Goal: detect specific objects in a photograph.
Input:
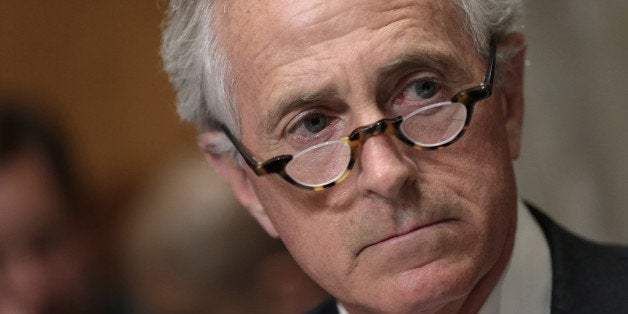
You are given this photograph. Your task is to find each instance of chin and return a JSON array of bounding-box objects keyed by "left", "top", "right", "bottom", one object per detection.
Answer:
[{"left": 343, "top": 256, "right": 485, "bottom": 314}]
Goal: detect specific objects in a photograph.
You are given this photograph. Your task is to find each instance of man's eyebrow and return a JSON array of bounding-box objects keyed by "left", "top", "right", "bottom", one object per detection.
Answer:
[
  {"left": 374, "top": 49, "right": 464, "bottom": 104},
  {"left": 377, "top": 49, "right": 458, "bottom": 81},
  {"left": 263, "top": 86, "right": 337, "bottom": 134}
]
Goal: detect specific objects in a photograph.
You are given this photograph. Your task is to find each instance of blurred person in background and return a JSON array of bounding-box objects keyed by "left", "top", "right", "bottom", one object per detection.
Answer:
[
  {"left": 0, "top": 99, "right": 92, "bottom": 313},
  {"left": 119, "top": 153, "right": 328, "bottom": 313}
]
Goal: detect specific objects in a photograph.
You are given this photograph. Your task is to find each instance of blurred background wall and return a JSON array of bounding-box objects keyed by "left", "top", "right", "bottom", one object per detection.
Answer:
[
  {"left": 1, "top": 0, "right": 626, "bottom": 308},
  {"left": 1, "top": 0, "right": 197, "bottom": 199},
  {"left": 515, "top": 0, "right": 628, "bottom": 244},
  {"left": 1, "top": 1, "right": 198, "bottom": 309}
]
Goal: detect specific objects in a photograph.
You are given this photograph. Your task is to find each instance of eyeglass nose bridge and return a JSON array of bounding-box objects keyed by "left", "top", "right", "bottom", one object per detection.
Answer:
[
  {"left": 347, "top": 116, "right": 402, "bottom": 141},
  {"left": 345, "top": 116, "right": 416, "bottom": 150}
]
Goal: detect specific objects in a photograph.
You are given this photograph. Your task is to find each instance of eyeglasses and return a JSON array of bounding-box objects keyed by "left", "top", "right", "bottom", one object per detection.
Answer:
[{"left": 222, "top": 41, "right": 496, "bottom": 191}]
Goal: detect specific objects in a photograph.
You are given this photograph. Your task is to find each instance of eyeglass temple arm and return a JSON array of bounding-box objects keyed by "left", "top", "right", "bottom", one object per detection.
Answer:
[
  {"left": 220, "top": 124, "right": 262, "bottom": 171},
  {"left": 220, "top": 124, "right": 294, "bottom": 176},
  {"left": 482, "top": 39, "right": 496, "bottom": 93},
  {"left": 450, "top": 39, "right": 496, "bottom": 104}
]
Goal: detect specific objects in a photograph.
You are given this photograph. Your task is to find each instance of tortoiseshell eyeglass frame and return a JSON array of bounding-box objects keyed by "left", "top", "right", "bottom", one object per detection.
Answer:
[{"left": 221, "top": 40, "right": 496, "bottom": 191}]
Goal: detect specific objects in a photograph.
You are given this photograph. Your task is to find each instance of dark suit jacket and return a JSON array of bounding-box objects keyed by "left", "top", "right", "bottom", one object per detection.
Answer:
[{"left": 307, "top": 204, "right": 628, "bottom": 314}]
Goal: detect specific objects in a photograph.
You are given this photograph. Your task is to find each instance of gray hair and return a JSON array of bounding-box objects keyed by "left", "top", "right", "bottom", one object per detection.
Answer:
[{"left": 160, "top": 0, "right": 523, "bottom": 153}]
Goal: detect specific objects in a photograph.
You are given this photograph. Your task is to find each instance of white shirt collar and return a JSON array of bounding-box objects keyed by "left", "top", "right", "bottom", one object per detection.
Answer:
[
  {"left": 338, "top": 200, "right": 552, "bottom": 314},
  {"left": 478, "top": 199, "right": 552, "bottom": 314}
]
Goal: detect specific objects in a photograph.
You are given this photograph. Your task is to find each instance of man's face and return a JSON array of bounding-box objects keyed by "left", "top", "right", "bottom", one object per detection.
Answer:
[{"left": 212, "top": 0, "right": 522, "bottom": 312}]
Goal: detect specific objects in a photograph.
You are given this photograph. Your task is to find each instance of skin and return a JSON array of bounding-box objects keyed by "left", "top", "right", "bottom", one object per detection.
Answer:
[{"left": 204, "top": 0, "right": 526, "bottom": 313}]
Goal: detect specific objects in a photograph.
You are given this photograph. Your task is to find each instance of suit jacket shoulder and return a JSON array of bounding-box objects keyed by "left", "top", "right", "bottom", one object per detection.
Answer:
[
  {"left": 528, "top": 203, "right": 628, "bottom": 313},
  {"left": 306, "top": 297, "right": 338, "bottom": 314}
]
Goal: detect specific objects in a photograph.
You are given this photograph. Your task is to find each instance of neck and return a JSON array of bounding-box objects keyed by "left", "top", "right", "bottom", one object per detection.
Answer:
[{"left": 453, "top": 215, "right": 517, "bottom": 314}]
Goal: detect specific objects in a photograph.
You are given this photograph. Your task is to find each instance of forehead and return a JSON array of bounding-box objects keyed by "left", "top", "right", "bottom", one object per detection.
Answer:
[
  {"left": 216, "top": 0, "right": 467, "bottom": 56},
  {"left": 215, "top": 0, "right": 474, "bottom": 130}
]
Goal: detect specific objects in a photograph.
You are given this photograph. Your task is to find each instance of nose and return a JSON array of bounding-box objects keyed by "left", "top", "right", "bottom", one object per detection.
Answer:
[{"left": 356, "top": 134, "right": 418, "bottom": 199}]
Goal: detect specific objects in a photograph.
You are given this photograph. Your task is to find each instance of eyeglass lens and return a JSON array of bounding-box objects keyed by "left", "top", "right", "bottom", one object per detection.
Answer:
[{"left": 400, "top": 102, "right": 467, "bottom": 147}]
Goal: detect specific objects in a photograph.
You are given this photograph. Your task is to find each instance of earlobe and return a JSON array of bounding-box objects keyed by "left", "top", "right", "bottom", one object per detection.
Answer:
[
  {"left": 199, "top": 132, "right": 280, "bottom": 238},
  {"left": 498, "top": 32, "right": 527, "bottom": 160}
]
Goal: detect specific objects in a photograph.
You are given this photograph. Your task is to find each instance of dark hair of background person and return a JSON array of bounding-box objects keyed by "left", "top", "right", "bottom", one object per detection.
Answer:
[{"left": 0, "top": 97, "right": 78, "bottom": 214}]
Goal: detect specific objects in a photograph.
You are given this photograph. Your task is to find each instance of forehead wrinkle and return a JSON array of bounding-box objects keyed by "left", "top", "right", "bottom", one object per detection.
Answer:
[
  {"left": 296, "top": 0, "right": 420, "bottom": 29},
  {"left": 270, "top": 1, "right": 432, "bottom": 55}
]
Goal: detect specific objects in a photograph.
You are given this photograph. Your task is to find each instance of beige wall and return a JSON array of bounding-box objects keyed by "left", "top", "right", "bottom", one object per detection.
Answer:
[{"left": 517, "top": 0, "right": 628, "bottom": 244}]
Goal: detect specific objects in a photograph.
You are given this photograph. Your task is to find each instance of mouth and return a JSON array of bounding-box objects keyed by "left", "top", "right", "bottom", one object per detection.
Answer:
[{"left": 357, "top": 219, "right": 456, "bottom": 256}]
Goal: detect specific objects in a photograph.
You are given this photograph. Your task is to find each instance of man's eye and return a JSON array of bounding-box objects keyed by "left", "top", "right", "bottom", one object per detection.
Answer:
[
  {"left": 392, "top": 77, "right": 444, "bottom": 115},
  {"left": 298, "top": 113, "right": 328, "bottom": 135},
  {"left": 285, "top": 111, "right": 342, "bottom": 148},
  {"left": 409, "top": 80, "right": 440, "bottom": 99}
]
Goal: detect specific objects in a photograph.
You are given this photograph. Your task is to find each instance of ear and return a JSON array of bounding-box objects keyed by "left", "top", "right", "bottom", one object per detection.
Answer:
[
  {"left": 498, "top": 32, "right": 526, "bottom": 160},
  {"left": 198, "top": 132, "right": 279, "bottom": 238}
]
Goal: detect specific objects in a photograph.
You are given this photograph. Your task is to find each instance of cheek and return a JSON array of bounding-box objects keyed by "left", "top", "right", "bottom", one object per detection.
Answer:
[
  {"left": 253, "top": 180, "right": 350, "bottom": 279},
  {"left": 427, "top": 96, "right": 515, "bottom": 193},
  {"left": 416, "top": 102, "right": 517, "bottom": 250}
]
